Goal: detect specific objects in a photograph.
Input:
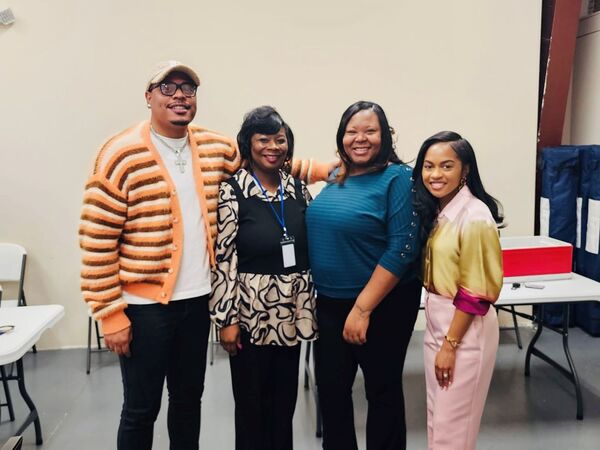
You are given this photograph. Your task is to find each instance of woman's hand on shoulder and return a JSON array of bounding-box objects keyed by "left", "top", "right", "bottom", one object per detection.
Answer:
[
  {"left": 343, "top": 305, "right": 370, "bottom": 345},
  {"left": 220, "top": 324, "right": 241, "bottom": 355},
  {"left": 327, "top": 159, "right": 341, "bottom": 177}
]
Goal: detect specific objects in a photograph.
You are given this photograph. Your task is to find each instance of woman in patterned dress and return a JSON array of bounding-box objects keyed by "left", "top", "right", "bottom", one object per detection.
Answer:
[
  {"left": 209, "top": 106, "right": 317, "bottom": 450},
  {"left": 413, "top": 131, "right": 504, "bottom": 450}
]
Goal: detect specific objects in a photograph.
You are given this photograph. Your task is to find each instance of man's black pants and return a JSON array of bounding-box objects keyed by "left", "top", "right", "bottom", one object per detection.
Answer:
[{"left": 117, "top": 296, "right": 210, "bottom": 450}]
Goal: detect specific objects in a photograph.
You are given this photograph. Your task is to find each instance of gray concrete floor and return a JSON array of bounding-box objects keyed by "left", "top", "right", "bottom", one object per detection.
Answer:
[{"left": 1, "top": 325, "right": 599, "bottom": 449}]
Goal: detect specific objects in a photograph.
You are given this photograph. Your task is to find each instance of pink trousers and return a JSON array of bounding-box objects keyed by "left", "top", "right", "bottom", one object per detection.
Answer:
[{"left": 423, "top": 292, "right": 499, "bottom": 450}]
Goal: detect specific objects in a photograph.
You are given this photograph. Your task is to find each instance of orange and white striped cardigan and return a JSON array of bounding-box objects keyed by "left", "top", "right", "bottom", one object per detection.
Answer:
[{"left": 79, "top": 120, "right": 327, "bottom": 334}]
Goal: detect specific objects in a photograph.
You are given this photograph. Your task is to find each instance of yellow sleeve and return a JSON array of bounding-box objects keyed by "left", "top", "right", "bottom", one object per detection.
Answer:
[{"left": 458, "top": 220, "right": 503, "bottom": 302}]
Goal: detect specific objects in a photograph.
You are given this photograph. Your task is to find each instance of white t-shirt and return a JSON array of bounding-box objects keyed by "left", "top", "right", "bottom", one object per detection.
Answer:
[{"left": 123, "top": 132, "right": 212, "bottom": 305}]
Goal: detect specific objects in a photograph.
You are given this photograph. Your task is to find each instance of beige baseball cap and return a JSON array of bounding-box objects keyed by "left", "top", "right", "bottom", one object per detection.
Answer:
[{"left": 146, "top": 60, "right": 200, "bottom": 91}]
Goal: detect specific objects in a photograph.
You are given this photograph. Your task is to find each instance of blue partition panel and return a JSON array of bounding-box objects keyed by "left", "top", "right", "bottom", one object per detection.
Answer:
[
  {"left": 574, "top": 145, "right": 600, "bottom": 336},
  {"left": 539, "top": 147, "right": 580, "bottom": 327}
]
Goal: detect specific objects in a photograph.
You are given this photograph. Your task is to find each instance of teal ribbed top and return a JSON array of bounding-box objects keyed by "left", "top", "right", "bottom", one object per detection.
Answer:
[{"left": 306, "top": 164, "right": 420, "bottom": 298}]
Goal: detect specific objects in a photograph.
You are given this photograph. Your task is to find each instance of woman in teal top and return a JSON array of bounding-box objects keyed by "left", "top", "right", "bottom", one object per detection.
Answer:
[{"left": 306, "top": 101, "right": 421, "bottom": 450}]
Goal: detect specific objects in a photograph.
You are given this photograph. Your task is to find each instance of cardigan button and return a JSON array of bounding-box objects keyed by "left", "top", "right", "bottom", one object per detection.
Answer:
[
  {"left": 172, "top": 244, "right": 178, "bottom": 251},
  {"left": 168, "top": 268, "right": 174, "bottom": 274},
  {"left": 172, "top": 216, "right": 179, "bottom": 224},
  {"left": 160, "top": 292, "right": 166, "bottom": 298}
]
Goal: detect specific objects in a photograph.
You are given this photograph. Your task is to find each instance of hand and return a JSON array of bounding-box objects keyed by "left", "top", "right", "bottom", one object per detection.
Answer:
[
  {"left": 327, "top": 159, "right": 341, "bottom": 176},
  {"left": 434, "top": 341, "right": 456, "bottom": 389},
  {"left": 220, "top": 324, "right": 241, "bottom": 355},
  {"left": 104, "top": 326, "right": 132, "bottom": 357},
  {"left": 343, "top": 305, "right": 370, "bottom": 345}
]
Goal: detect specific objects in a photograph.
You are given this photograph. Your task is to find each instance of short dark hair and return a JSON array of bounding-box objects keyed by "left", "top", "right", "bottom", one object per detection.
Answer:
[
  {"left": 237, "top": 106, "right": 294, "bottom": 169},
  {"left": 413, "top": 130, "right": 504, "bottom": 239},
  {"left": 335, "top": 101, "right": 401, "bottom": 183}
]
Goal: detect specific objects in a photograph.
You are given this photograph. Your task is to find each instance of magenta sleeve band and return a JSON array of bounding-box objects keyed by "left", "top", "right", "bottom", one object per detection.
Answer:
[{"left": 453, "top": 287, "right": 491, "bottom": 316}]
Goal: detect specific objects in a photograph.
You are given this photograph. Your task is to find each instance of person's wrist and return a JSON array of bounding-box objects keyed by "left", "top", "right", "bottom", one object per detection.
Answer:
[
  {"left": 353, "top": 302, "right": 372, "bottom": 317},
  {"left": 441, "top": 340, "right": 456, "bottom": 352},
  {"left": 443, "top": 335, "right": 461, "bottom": 350}
]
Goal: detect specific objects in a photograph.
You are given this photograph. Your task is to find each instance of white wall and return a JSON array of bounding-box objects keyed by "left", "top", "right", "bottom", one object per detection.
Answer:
[{"left": 0, "top": 0, "right": 541, "bottom": 349}]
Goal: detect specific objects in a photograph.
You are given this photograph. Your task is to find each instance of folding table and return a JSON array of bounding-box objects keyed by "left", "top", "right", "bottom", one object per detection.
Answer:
[{"left": 0, "top": 305, "right": 64, "bottom": 445}]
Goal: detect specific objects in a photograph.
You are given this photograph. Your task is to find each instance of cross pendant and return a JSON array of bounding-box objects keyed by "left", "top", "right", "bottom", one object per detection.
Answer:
[{"left": 175, "top": 156, "right": 187, "bottom": 173}]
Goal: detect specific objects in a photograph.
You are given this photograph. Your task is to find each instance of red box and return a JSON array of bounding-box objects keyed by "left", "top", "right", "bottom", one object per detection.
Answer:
[{"left": 500, "top": 236, "right": 573, "bottom": 282}]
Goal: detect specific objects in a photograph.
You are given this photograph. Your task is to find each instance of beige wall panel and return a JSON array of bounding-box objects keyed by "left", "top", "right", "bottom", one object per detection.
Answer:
[{"left": 0, "top": 0, "right": 541, "bottom": 348}]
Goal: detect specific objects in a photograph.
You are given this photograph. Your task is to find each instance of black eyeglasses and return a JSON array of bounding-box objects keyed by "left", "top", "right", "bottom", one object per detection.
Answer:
[{"left": 150, "top": 82, "right": 197, "bottom": 98}]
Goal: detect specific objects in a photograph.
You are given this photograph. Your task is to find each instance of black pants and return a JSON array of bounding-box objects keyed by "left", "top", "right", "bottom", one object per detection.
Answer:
[
  {"left": 229, "top": 330, "right": 301, "bottom": 450},
  {"left": 117, "top": 296, "right": 210, "bottom": 450},
  {"left": 315, "top": 279, "right": 422, "bottom": 450}
]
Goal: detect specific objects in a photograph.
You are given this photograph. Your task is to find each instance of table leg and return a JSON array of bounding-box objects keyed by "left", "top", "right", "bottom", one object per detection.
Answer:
[
  {"left": 1, "top": 365, "right": 16, "bottom": 421},
  {"left": 86, "top": 316, "right": 92, "bottom": 375},
  {"left": 525, "top": 306, "right": 544, "bottom": 377},
  {"left": 312, "top": 343, "right": 322, "bottom": 439},
  {"left": 560, "top": 305, "right": 583, "bottom": 420},
  {"left": 302, "top": 341, "right": 323, "bottom": 438},
  {"left": 524, "top": 304, "right": 584, "bottom": 420},
  {"left": 304, "top": 341, "right": 311, "bottom": 390},
  {"left": 14, "top": 358, "right": 43, "bottom": 445},
  {"left": 94, "top": 320, "right": 102, "bottom": 350},
  {"left": 510, "top": 305, "right": 523, "bottom": 349}
]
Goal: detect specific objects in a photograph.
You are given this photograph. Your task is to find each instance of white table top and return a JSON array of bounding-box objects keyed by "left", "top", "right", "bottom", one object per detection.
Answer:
[
  {"left": 496, "top": 273, "right": 600, "bottom": 306},
  {"left": 0, "top": 305, "right": 65, "bottom": 365},
  {"left": 419, "top": 273, "right": 600, "bottom": 308}
]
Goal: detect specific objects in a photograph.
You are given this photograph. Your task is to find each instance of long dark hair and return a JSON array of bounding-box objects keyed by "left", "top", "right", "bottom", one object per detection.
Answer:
[
  {"left": 237, "top": 106, "right": 294, "bottom": 172},
  {"left": 335, "top": 101, "right": 402, "bottom": 183},
  {"left": 413, "top": 131, "right": 504, "bottom": 239}
]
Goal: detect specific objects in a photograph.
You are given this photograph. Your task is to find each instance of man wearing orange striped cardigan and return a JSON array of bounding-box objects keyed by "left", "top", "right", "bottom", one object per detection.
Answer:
[{"left": 80, "top": 61, "right": 328, "bottom": 450}]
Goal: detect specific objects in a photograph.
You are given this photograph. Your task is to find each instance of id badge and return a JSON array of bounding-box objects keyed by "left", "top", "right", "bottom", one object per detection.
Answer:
[{"left": 280, "top": 235, "right": 296, "bottom": 268}]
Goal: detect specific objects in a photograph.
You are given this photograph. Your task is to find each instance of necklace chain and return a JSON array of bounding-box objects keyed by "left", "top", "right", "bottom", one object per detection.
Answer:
[{"left": 151, "top": 127, "right": 189, "bottom": 173}]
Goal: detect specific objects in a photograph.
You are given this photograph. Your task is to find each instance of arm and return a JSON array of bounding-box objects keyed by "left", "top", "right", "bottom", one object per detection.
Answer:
[
  {"left": 434, "top": 309, "right": 474, "bottom": 389},
  {"left": 205, "top": 132, "right": 241, "bottom": 193},
  {"left": 229, "top": 138, "right": 242, "bottom": 173},
  {"left": 436, "top": 219, "right": 503, "bottom": 388},
  {"left": 79, "top": 173, "right": 131, "bottom": 355},
  {"left": 343, "top": 168, "right": 420, "bottom": 344},
  {"left": 209, "top": 182, "right": 242, "bottom": 354},
  {"left": 342, "top": 265, "right": 399, "bottom": 344},
  {"left": 290, "top": 158, "right": 339, "bottom": 184}
]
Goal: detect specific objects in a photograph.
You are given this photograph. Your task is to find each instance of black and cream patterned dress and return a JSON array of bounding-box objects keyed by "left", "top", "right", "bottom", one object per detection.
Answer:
[{"left": 209, "top": 169, "right": 317, "bottom": 346}]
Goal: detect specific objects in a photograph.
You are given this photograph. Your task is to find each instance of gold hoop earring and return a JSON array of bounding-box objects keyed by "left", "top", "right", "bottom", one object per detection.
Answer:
[{"left": 459, "top": 177, "right": 466, "bottom": 188}]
